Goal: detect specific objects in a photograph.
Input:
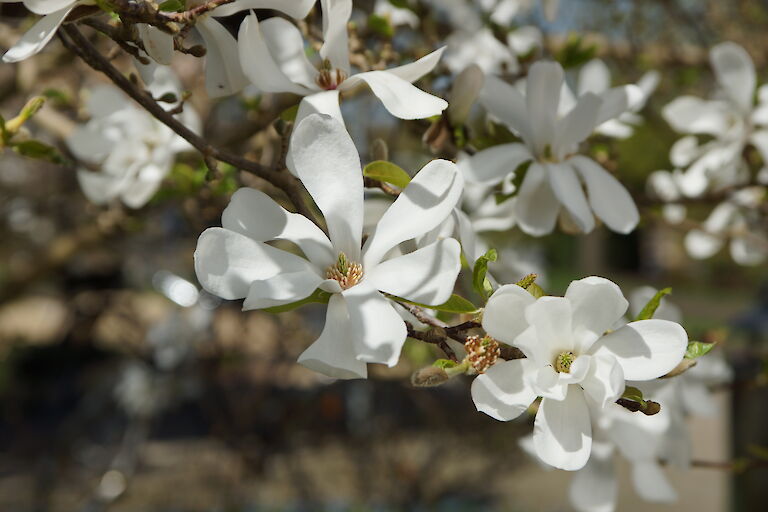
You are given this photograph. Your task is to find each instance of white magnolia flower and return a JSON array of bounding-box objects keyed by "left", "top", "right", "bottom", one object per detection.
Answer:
[
  {"left": 471, "top": 276, "right": 687, "bottom": 470},
  {"left": 561, "top": 59, "right": 659, "bottom": 139},
  {"left": 663, "top": 42, "right": 768, "bottom": 196},
  {"left": 67, "top": 64, "right": 199, "bottom": 208},
  {"left": 237, "top": 0, "right": 447, "bottom": 126},
  {"left": 459, "top": 61, "right": 640, "bottom": 236},
  {"left": 194, "top": 114, "right": 464, "bottom": 379},
  {"left": 684, "top": 187, "right": 768, "bottom": 266},
  {"left": 444, "top": 28, "right": 519, "bottom": 76},
  {"left": 373, "top": 0, "right": 418, "bottom": 28}
]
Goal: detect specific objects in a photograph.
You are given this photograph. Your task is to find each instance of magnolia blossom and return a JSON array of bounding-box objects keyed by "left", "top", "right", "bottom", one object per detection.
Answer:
[
  {"left": 562, "top": 59, "right": 659, "bottom": 139},
  {"left": 663, "top": 42, "right": 768, "bottom": 196},
  {"left": 459, "top": 61, "right": 640, "bottom": 236},
  {"left": 67, "top": 64, "right": 199, "bottom": 208},
  {"left": 237, "top": 0, "right": 447, "bottom": 127},
  {"left": 194, "top": 114, "right": 464, "bottom": 379},
  {"left": 471, "top": 276, "right": 687, "bottom": 470},
  {"left": 373, "top": 0, "right": 419, "bottom": 28}
]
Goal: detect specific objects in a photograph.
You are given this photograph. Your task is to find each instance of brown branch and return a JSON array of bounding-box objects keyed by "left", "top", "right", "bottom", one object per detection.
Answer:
[
  {"left": 58, "top": 24, "right": 322, "bottom": 228},
  {"left": 405, "top": 322, "right": 458, "bottom": 362},
  {"left": 102, "top": 0, "right": 236, "bottom": 33}
]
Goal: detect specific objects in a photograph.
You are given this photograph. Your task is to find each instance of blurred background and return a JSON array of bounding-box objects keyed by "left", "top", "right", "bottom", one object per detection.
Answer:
[{"left": 1, "top": 0, "right": 767, "bottom": 510}]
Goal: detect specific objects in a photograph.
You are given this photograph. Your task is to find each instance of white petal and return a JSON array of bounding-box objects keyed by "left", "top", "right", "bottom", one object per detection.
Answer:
[
  {"left": 662, "top": 96, "right": 729, "bottom": 136},
  {"left": 554, "top": 93, "right": 602, "bottom": 156},
  {"left": 319, "top": 0, "right": 352, "bottom": 73},
  {"left": 590, "top": 319, "right": 688, "bottom": 381},
  {"left": 533, "top": 387, "right": 592, "bottom": 471},
  {"left": 532, "top": 365, "right": 569, "bottom": 400},
  {"left": 471, "top": 359, "right": 537, "bottom": 421},
  {"left": 137, "top": 24, "right": 174, "bottom": 65},
  {"left": 526, "top": 61, "right": 564, "bottom": 154},
  {"left": 569, "top": 445, "right": 617, "bottom": 512},
  {"left": 298, "top": 294, "right": 368, "bottom": 379},
  {"left": 546, "top": 162, "right": 595, "bottom": 233},
  {"left": 631, "top": 461, "right": 677, "bottom": 503},
  {"left": 647, "top": 169, "right": 682, "bottom": 201},
  {"left": 343, "top": 283, "right": 407, "bottom": 367},
  {"left": 482, "top": 284, "right": 536, "bottom": 345},
  {"left": 260, "top": 17, "right": 319, "bottom": 90},
  {"left": 524, "top": 296, "right": 574, "bottom": 357},
  {"left": 213, "top": 0, "right": 315, "bottom": 18},
  {"left": 294, "top": 90, "right": 343, "bottom": 127},
  {"left": 23, "top": 0, "right": 75, "bottom": 15},
  {"left": 237, "top": 13, "right": 314, "bottom": 96},
  {"left": 479, "top": 74, "right": 532, "bottom": 142},
  {"left": 363, "top": 159, "right": 463, "bottom": 267},
  {"left": 340, "top": 71, "right": 447, "bottom": 119},
  {"left": 731, "top": 233, "right": 768, "bottom": 266},
  {"left": 197, "top": 17, "right": 250, "bottom": 97},
  {"left": 578, "top": 59, "right": 611, "bottom": 96},
  {"left": 2, "top": 7, "right": 73, "bottom": 63},
  {"left": 457, "top": 144, "right": 532, "bottom": 185},
  {"left": 222, "top": 187, "right": 334, "bottom": 269},
  {"left": 291, "top": 113, "right": 364, "bottom": 259},
  {"left": 366, "top": 238, "right": 461, "bottom": 306},
  {"left": 711, "top": 41, "right": 755, "bottom": 113},
  {"left": 570, "top": 155, "right": 639, "bottom": 234},
  {"left": 386, "top": 46, "right": 445, "bottom": 83},
  {"left": 580, "top": 354, "right": 625, "bottom": 408},
  {"left": 193, "top": 227, "right": 315, "bottom": 300},
  {"left": 596, "top": 85, "right": 642, "bottom": 125},
  {"left": 684, "top": 229, "right": 723, "bottom": 260},
  {"left": 120, "top": 164, "right": 165, "bottom": 208},
  {"left": 565, "top": 276, "right": 629, "bottom": 353},
  {"left": 77, "top": 169, "right": 126, "bottom": 205},
  {"left": 512, "top": 163, "right": 560, "bottom": 236},
  {"left": 243, "top": 271, "right": 324, "bottom": 310}
]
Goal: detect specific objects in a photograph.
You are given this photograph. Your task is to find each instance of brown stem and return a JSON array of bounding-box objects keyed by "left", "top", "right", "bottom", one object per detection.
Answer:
[{"left": 58, "top": 24, "right": 323, "bottom": 229}]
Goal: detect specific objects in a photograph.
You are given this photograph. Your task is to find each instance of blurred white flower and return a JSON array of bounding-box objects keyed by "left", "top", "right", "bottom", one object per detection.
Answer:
[
  {"left": 194, "top": 114, "right": 463, "bottom": 379},
  {"left": 373, "top": 0, "right": 419, "bottom": 28}
]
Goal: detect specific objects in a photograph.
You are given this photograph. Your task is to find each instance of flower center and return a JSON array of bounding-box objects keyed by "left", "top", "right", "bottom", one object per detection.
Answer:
[
  {"left": 325, "top": 252, "right": 363, "bottom": 290},
  {"left": 465, "top": 335, "right": 501, "bottom": 374},
  {"left": 554, "top": 351, "right": 575, "bottom": 373},
  {"left": 316, "top": 59, "right": 348, "bottom": 90}
]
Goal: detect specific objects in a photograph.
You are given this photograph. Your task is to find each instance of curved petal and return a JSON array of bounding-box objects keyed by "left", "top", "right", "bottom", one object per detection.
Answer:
[
  {"left": 578, "top": 59, "right": 611, "bottom": 96},
  {"left": 569, "top": 444, "right": 617, "bottom": 512},
  {"left": 2, "top": 6, "right": 73, "bottom": 63},
  {"left": 526, "top": 61, "right": 564, "bottom": 154},
  {"left": 580, "top": 354, "right": 625, "bottom": 409},
  {"left": 291, "top": 113, "right": 364, "bottom": 259},
  {"left": 457, "top": 144, "right": 532, "bottom": 185},
  {"left": 711, "top": 41, "right": 755, "bottom": 113},
  {"left": 479, "top": 74, "right": 532, "bottom": 142},
  {"left": 731, "top": 233, "right": 768, "bottom": 266},
  {"left": 365, "top": 238, "right": 461, "bottom": 306},
  {"left": 243, "top": 271, "right": 324, "bottom": 310},
  {"left": 662, "top": 96, "right": 729, "bottom": 136},
  {"left": 294, "top": 89, "right": 343, "bottom": 127},
  {"left": 482, "top": 284, "right": 536, "bottom": 345},
  {"left": 554, "top": 92, "right": 602, "bottom": 156},
  {"left": 260, "top": 17, "right": 319, "bottom": 90},
  {"left": 590, "top": 319, "right": 688, "bottom": 381},
  {"left": 524, "top": 296, "right": 574, "bottom": 357},
  {"left": 342, "top": 283, "right": 407, "bottom": 367},
  {"left": 193, "top": 227, "right": 315, "bottom": 300},
  {"left": 471, "top": 359, "right": 537, "bottom": 421},
  {"left": 77, "top": 169, "right": 127, "bottom": 205},
  {"left": 137, "top": 24, "right": 174, "bottom": 65},
  {"left": 570, "top": 155, "right": 639, "bottom": 234},
  {"left": 596, "top": 85, "right": 643, "bottom": 125},
  {"left": 565, "top": 276, "right": 629, "bottom": 354},
  {"left": 512, "top": 163, "right": 560, "bottom": 236},
  {"left": 363, "top": 159, "right": 463, "bottom": 267},
  {"left": 340, "top": 70, "right": 447, "bottom": 119},
  {"left": 222, "top": 187, "right": 334, "bottom": 269},
  {"left": 298, "top": 294, "right": 368, "bottom": 379},
  {"left": 319, "top": 0, "right": 352, "bottom": 73},
  {"left": 684, "top": 229, "right": 724, "bottom": 260},
  {"left": 532, "top": 365, "right": 569, "bottom": 400},
  {"left": 546, "top": 162, "right": 595, "bottom": 233},
  {"left": 386, "top": 46, "right": 445, "bottom": 83},
  {"left": 23, "top": 0, "right": 75, "bottom": 15},
  {"left": 197, "top": 17, "right": 250, "bottom": 97},
  {"left": 533, "top": 387, "right": 592, "bottom": 471},
  {"left": 631, "top": 461, "right": 677, "bottom": 503},
  {"left": 213, "top": 0, "right": 315, "bottom": 18},
  {"left": 120, "top": 164, "right": 165, "bottom": 208},
  {"left": 237, "top": 13, "right": 314, "bottom": 96}
]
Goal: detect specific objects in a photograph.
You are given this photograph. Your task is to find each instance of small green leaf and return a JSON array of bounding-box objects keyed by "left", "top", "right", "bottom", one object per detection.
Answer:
[
  {"left": 526, "top": 282, "right": 545, "bottom": 299},
  {"left": 634, "top": 287, "right": 672, "bottom": 321},
  {"left": 433, "top": 359, "right": 457, "bottom": 369},
  {"left": 262, "top": 289, "right": 332, "bottom": 313},
  {"left": 472, "top": 248, "right": 497, "bottom": 301},
  {"left": 279, "top": 103, "right": 299, "bottom": 122},
  {"left": 494, "top": 160, "right": 531, "bottom": 205},
  {"left": 393, "top": 294, "right": 480, "bottom": 314},
  {"left": 685, "top": 341, "right": 716, "bottom": 360},
  {"left": 363, "top": 160, "right": 411, "bottom": 189},
  {"left": 622, "top": 385, "right": 644, "bottom": 403},
  {"left": 367, "top": 13, "right": 394, "bottom": 38},
  {"left": 158, "top": 0, "right": 184, "bottom": 11},
  {"left": 13, "top": 140, "right": 68, "bottom": 164},
  {"left": 515, "top": 273, "right": 538, "bottom": 289}
]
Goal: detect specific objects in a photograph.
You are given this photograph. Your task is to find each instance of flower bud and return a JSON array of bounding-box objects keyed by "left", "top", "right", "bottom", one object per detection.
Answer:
[
  {"left": 411, "top": 366, "right": 450, "bottom": 387},
  {"left": 448, "top": 64, "right": 484, "bottom": 126}
]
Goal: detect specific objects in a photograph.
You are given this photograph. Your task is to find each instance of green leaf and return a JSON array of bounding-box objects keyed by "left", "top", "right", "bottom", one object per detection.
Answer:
[
  {"left": 262, "top": 288, "right": 332, "bottom": 314},
  {"left": 685, "top": 341, "right": 716, "bottom": 360},
  {"left": 556, "top": 35, "right": 598, "bottom": 69},
  {"left": 494, "top": 160, "right": 531, "bottom": 205},
  {"left": 392, "top": 293, "right": 480, "bottom": 314},
  {"left": 363, "top": 160, "right": 411, "bottom": 189},
  {"left": 515, "top": 273, "right": 538, "bottom": 289},
  {"left": 367, "top": 13, "right": 394, "bottom": 38},
  {"left": 526, "top": 282, "right": 545, "bottom": 299},
  {"left": 279, "top": 103, "right": 299, "bottom": 122},
  {"left": 13, "top": 140, "right": 68, "bottom": 164},
  {"left": 634, "top": 287, "right": 672, "bottom": 321},
  {"left": 472, "top": 248, "right": 497, "bottom": 301},
  {"left": 433, "top": 359, "right": 457, "bottom": 369},
  {"left": 622, "top": 385, "right": 644, "bottom": 403},
  {"left": 158, "top": 0, "right": 184, "bottom": 11}
]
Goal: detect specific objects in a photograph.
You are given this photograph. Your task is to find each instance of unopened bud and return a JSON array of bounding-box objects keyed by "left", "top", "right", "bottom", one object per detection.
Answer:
[
  {"left": 371, "top": 138, "right": 389, "bottom": 161},
  {"left": 448, "top": 64, "right": 484, "bottom": 125},
  {"left": 157, "top": 92, "right": 178, "bottom": 104},
  {"left": 411, "top": 366, "right": 450, "bottom": 387},
  {"left": 187, "top": 45, "right": 207, "bottom": 58},
  {"left": 662, "top": 358, "right": 697, "bottom": 378},
  {"left": 5, "top": 96, "right": 45, "bottom": 135}
]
